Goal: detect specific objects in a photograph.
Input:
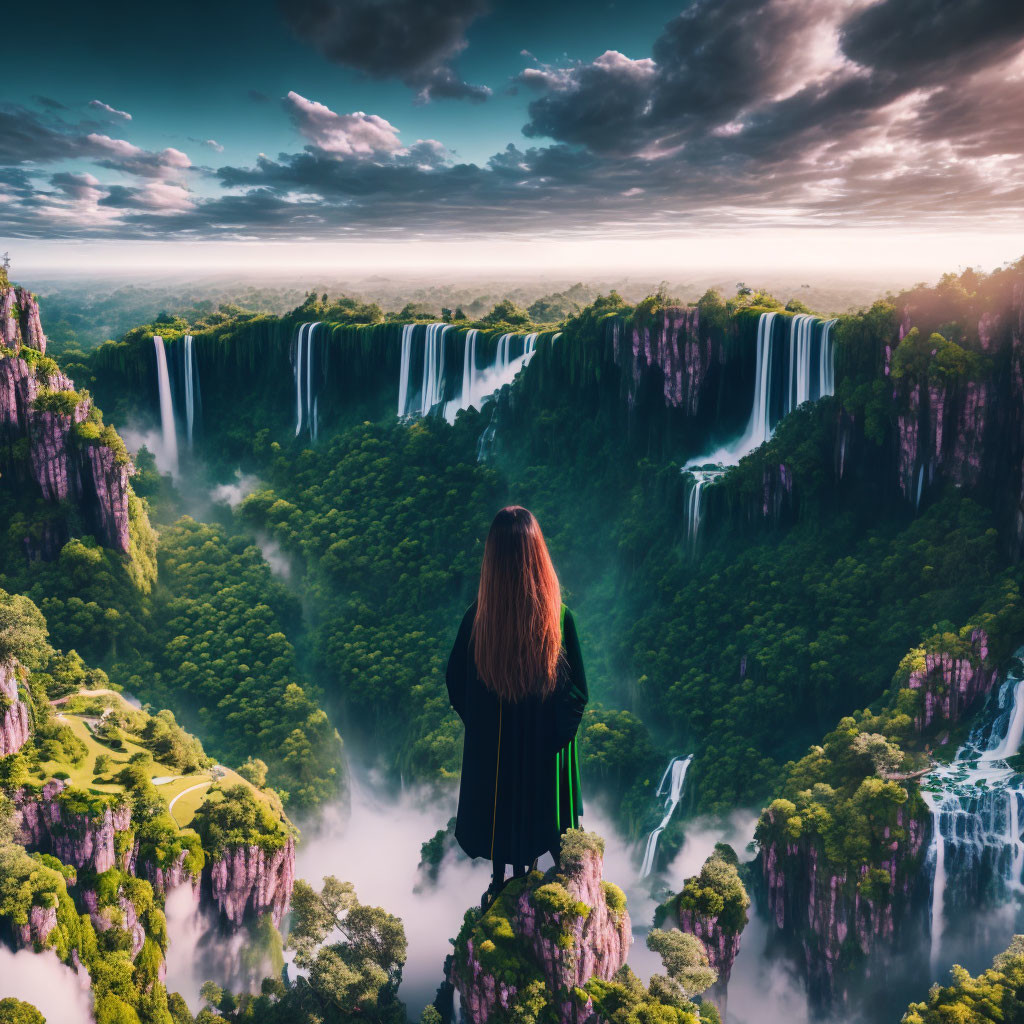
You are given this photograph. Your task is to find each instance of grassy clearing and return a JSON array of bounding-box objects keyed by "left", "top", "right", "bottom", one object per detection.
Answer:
[{"left": 36, "top": 688, "right": 285, "bottom": 831}]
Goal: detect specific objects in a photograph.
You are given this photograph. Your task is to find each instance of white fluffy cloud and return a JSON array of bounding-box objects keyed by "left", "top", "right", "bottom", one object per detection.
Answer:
[
  {"left": 284, "top": 91, "right": 405, "bottom": 158},
  {"left": 89, "top": 99, "right": 132, "bottom": 120}
]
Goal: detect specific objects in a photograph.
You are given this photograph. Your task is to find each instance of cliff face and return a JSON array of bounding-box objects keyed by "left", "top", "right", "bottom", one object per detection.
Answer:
[
  {"left": 677, "top": 907, "right": 740, "bottom": 1002},
  {"left": 893, "top": 282, "right": 1024, "bottom": 532},
  {"left": 15, "top": 776, "right": 296, "bottom": 933},
  {"left": 453, "top": 833, "right": 631, "bottom": 1024},
  {"left": 612, "top": 308, "right": 712, "bottom": 415},
  {"left": 0, "top": 283, "right": 133, "bottom": 558},
  {"left": 906, "top": 629, "right": 997, "bottom": 734},
  {"left": 0, "top": 658, "right": 31, "bottom": 756},
  {"left": 760, "top": 802, "right": 928, "bottom": 1006},
  {"left": 15, "top": 779, "right": 133, "bottom": 874},
  {"left": 1, "top": 285, "right": 46, "bottom": 353},
  {"left": 207, "top": 836, "right": 296, "bottom": 929}
]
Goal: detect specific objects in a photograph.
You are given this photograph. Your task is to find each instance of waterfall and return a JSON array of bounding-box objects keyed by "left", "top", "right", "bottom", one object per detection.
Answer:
[
  {"left": 182, "top": 334, "right": 200, "bottom": 447},
  {"left": 922, "top": 655, "right": 1024, "bottom": 976},
  {"left": 153, "top": 335, "right": 178, "bottom": 473},
  {"left": 640, "top": 755, "right": 693, "bottom": 877},
  {"left": 741, "top": 312, "right": 778, "bottom": 452},
  {"left": 398, "top": 324, "right": 415, "bottom": 417},
  {"left": 681, "top": 312, "right": 839, "bottom": 531},
  {"left": 419, "top": 323, "right": 452, "bottom": 416},
  {"left": 293, "top": 322, "right": 322, "bottom": 438},
  {"left": 397, "top": 326, "right": 543, "bottom": 425},
  {"left": 685, "top": 468, "right": 724, "bottom": 548}
]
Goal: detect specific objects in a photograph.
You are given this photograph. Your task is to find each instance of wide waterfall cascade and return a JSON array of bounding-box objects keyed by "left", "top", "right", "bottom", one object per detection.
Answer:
[
  {"left": 396, "top": 324, "right": 544, "bottom": 424},
  {"left": 640, "top": 755, "right": 694, "bottom": 877},
  {"left": 293, "top": 322, "right": 322, "bottom": 439},
  {"left": 152, "top": 335, "right": 179, "bottom": 472},
  {"left": 680, "top": 313, "right": 837, "bottom": 540},
  {"left": 922, "top": 656, "right": 1024, "bottom": 976}
]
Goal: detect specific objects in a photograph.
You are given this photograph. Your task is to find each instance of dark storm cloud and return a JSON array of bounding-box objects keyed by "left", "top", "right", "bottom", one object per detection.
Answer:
[
  {"left": 277, "top": 0, "right": 491, "bottom": 102},
  {"left": 840, "top": 0, "right": 1024, "bottom": 77},
  {"left": 33, "top": 96, "right": 67, "bottom": 110}
]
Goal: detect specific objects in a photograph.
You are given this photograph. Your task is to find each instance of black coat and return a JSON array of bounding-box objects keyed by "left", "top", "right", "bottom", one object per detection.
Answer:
[{"left": 446, "top": 601, "right": 588, "bottom": 865}]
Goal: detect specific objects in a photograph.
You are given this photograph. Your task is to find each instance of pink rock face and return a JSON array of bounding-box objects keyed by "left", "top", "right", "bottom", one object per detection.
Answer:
[
  {"left": 0, "top": 284, "right": 132, "bottom": 556},
  {"left": 759, "top": 799, "right": 928, "bottom": 1004},
  {"left": 453, "top": 841, "right": 631, "bottom": 1024},
  {"left": 896, "top": 374, "right": 987, "bottom": 500},
  {"left": 761, "top": 462, "right": 793, "bottom": 518},
  {"left": 82, "top": 888, "right": 146, "bottom": 958},
  {"left": 16, "top": 903, "right": 58, "bottom": 950},
  {"left": 677, "top": 906, "right": 741, "bottom": 1014},
  {"left": 144, "top": 848, "right": 200, "bottom": 896},
  {"left": 0, "top": 659, "right": 30, "bottom": 756},
  {"left": 978, "top": 312, "right": 1000, "bottom": 351},
  {"left": 207, "top": 836, "right": 296, "bottom": 929},
  {"left": 611, "top": 307, "right": 708, "bottom": 415},
  {"left": 0, "top": 286, "right": 45, "bottom": 353},
  {"left": 907, "top": 628, "right": 996, "bottom": 732},
  {"left": 15, "top": 779, "right": 133, "bottom": 874}
]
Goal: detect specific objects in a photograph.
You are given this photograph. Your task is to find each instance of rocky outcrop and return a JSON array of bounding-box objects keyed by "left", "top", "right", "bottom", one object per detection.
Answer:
[
  {"left": 15, "top": 779, "right": 132, "bottom": 874},
  {"left": 207, "top": 836, "right": 296, "bottom": 929},
  {"left": 1, "top": 285, "right": 45, "bottom": 353},
  {"left": 82, "top": 888, "right": 146, "bottom": 959},
  {"left": 678, "top": 907, "right": 740, "bottom": 1009},
  {"left": 453, "top": 831, "right": 631, "bottom": 1024},
  {"left": 760, "top": 802, "right": 928, "bottom": 1006},
  {"left": 906, "top": 629, "right": 996, "bottom": 733},
  {"left": 15, "top": 903, "right": 58, "bottom": 950},
  {"left": 0, "top": 283, "right": 132, "bottom": 557},
  {"left": 16, "top": 778, "right": 290, "bottom": 935},
  {"left": 656, "top": 846, "right": 749, "bottom": 1018},
  {"left": 143, "top": 848, "right": 200, "bottom": 896},
  {"left": 0, "top": 658, "right": 30, "bottom": 756}
]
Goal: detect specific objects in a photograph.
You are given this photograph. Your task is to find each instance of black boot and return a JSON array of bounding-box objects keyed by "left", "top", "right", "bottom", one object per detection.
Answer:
[{"left": 481, "top": 863, "right": 505, "bottom": 910}]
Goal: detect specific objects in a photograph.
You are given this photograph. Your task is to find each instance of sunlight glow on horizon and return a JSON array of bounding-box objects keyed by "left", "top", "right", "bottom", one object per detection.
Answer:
[{"left": 11, "top": 228, "right": 1023, "bottom": 283}]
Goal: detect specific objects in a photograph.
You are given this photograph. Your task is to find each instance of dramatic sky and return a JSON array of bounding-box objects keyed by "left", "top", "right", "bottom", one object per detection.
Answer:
[{"left": 4, "top": 0, "right": 1024, "bottom": 274}]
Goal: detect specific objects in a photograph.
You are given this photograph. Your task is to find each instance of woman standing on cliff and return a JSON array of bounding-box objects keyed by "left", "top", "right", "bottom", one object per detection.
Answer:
[{"left": 446, "top": 506, "right": 589, "bottom": 909}]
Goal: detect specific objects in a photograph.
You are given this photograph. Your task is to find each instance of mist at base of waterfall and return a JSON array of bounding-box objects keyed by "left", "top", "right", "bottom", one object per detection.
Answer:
[{"left": 0, "top": 946, "right": 93, "bottom": 1024}]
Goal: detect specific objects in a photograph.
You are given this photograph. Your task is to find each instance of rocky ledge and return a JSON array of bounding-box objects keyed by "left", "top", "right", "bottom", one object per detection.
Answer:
[{"left": 452, "top": 830, "right": 631, "bottom": 1024}]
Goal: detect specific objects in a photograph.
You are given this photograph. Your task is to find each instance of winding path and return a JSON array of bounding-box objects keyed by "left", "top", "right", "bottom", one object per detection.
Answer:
[{"left": 167, "top": 780, "right": 212, "bottom": 821}]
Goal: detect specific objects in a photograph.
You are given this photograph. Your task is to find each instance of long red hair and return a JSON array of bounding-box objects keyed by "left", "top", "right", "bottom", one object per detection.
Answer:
[{"left": 472, "top": 506, "right": 562, "bottom": 701}]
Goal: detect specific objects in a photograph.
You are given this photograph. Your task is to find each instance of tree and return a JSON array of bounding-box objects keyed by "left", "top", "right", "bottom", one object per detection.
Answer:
[
  {"left": 0, "top": 591, "right": 49, "bottom": 668},
  {"left": 288, "top": 875, "right": 407, "bottom": 1022},
  {"left": 480, "top": 299, "right": 530, "bottom": 326},
  {"left": 646, "top": 928, "right": 717, "bottom": 999},
  {"left": 237, "top": 758, "right": 268, "bottom": 788},
  {"left": 0, "top": 999, "right": 46, "bottom": 1024}
]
